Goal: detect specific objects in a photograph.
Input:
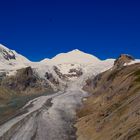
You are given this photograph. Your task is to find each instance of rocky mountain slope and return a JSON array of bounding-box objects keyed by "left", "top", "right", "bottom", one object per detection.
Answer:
[
  {"left": 1, "top": 66, "right": 53, "bottom": 94},
  {"left": 76, "top": 54, "right": 140, "bottom": 140}
]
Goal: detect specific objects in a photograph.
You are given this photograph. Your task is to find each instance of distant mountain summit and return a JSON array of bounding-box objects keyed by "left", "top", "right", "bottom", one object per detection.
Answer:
[
  {"left": 0, "top": 44, "right": 30, "bottom": 71},
  {"left": 0, "top": 44, "right": 16, "bottom": 61},
  {"left": 45, "top": 49, "right": 101, "bottom": 64}
]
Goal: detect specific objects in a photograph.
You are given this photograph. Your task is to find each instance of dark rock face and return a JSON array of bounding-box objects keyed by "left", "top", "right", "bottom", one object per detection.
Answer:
[
  {"left": 1, "top": 67, "right": 52, "bottom": 94},
  {"left": 53, "top": 66, "right": 83, "bottom": 80},
  {"left": 53, "top": 66, "right": 68, "bottom": 80},
  {"left": 0, "top": 72, "right": 6, "bottom": 80},
  {"left": 114, "top": 54, "right": 135, "bottom": 68},
  {"left": 45, "top": 72, "right": 59, "bottom": 85},
  {"left": 68, "top": 68, "right": 83, "bottom": 77},
  {"left": 0, "top": 48, "right": 16, "bottom": 60},
  {"left": 1, "top": 67, "right": 36, "bottom": 90}
]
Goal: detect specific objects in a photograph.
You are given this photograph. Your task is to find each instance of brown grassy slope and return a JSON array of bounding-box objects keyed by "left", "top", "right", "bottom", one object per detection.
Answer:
[{"left": 76, "top": 63, "right": 140, "bottom": 140}]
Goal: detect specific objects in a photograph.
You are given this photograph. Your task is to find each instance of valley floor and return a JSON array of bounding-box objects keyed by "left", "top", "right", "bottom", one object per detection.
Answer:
[{"left": 0, "top": 87, "right": 87, "bottom": 140}]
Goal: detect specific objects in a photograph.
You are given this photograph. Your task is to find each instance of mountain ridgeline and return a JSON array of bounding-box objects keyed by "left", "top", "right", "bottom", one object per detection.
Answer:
[{"left": 0, "top": 44, "right": 139, "bottom": 140}]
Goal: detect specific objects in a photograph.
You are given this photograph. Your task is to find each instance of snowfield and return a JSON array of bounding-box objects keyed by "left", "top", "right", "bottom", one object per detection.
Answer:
[{"left": 0, "top": 44, "right": 139, "bottom": 140}]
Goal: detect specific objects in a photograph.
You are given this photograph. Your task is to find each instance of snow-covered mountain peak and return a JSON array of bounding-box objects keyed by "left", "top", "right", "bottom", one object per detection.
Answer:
[
  {"left": 0, "top": 44, "right": 29, "bottom": 63},
  {"left": 68, "top": 49, "right": 83, "bottom": 53},
  {"left": 0, "top": 44, "right": 16, "bottom": 61},
  {"left": 0, "top": 44, "right": 30, "bottom": 75},
  {"left": 40, "top": 58, "right": 50, "bottom": 63},
  {"left": 49, "top": 49, "right": 100, "bottom": 64}
]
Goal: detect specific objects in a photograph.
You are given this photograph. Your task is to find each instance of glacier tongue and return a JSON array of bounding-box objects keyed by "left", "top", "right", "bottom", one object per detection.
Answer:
[
  {"left": 0, "top": 82, "right": 88, "bottom": 140},
  {"left": 0, "top": 44, "right": 116, "bottom": 140}
]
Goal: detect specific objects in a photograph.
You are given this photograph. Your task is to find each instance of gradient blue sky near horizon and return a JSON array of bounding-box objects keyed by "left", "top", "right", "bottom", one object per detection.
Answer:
[{"left": 0, "top": 0, "right": 140, "bottom": 61}]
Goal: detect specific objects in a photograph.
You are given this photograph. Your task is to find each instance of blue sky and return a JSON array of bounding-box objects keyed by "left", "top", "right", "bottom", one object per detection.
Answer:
[{"left": 0, "top": 0, "right": 140, "bottom": 61}]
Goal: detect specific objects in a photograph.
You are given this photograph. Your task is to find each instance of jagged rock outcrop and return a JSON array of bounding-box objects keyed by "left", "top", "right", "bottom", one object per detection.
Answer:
[
  {"left": 114, "top": 54, "right": 134, "bottom": 68},
  {"left": 68, "top": 68, "right": 83, "bottom": 77},
  {"left": 76, "top": 56, "right": 140, "bottom": 140},
  {"left": 53, "top": 66, "right": 67, "bottom": 80},
  {"left": 45, "top": 72, "right": 59, "bottom": 86},
  {"left": 53, "top": 65, "right": 83, "bottom": 80},
  {"left": 0, "top": 67, "right": 53, "bottom": 95},
  {"left": 0, "top": 47, "right": 16, "bottom": 60}
]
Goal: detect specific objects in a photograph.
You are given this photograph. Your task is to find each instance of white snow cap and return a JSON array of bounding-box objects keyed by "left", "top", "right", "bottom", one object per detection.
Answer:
[
  {"left": 48, "top": 49, "right": 101, "bottom": 64},
  {"left": 0, "top": 44, "right": 29, "bottom": 63},
  {"left": 0, "top": 44, "right": 30, "bottom": 75}
]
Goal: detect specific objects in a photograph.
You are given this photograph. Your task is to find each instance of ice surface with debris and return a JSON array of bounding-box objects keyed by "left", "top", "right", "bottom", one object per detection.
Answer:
[{"left": 0, "top": 44, "right": 116, "bottom": 140}]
